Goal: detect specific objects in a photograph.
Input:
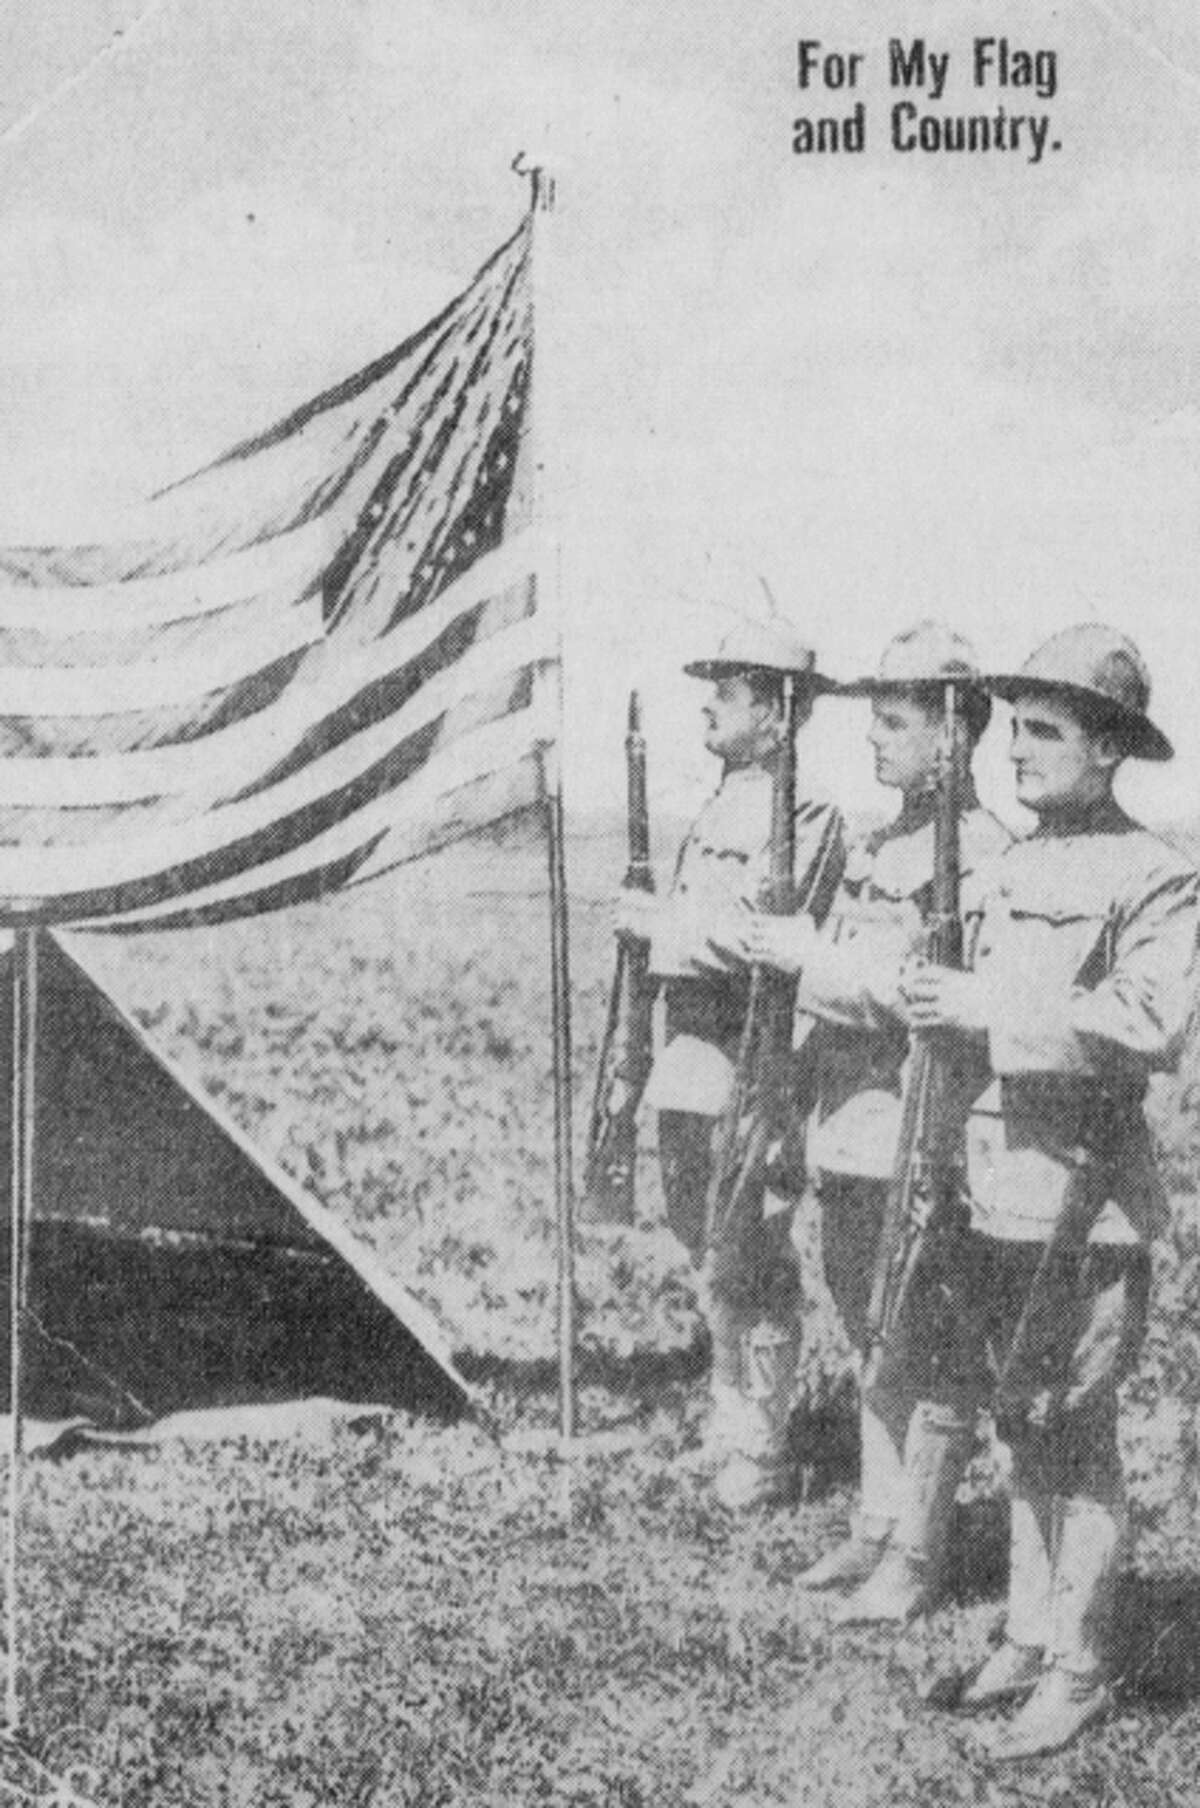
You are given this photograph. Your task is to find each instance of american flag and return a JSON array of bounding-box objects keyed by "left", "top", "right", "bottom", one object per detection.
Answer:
[{"left": 0, "top": 209, "right": 553, "bottom": 929}]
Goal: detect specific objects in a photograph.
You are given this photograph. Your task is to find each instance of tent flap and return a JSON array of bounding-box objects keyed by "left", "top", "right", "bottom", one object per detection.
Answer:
[{"left": 0, "top": 932, "right": 475, "bottom": 1427}]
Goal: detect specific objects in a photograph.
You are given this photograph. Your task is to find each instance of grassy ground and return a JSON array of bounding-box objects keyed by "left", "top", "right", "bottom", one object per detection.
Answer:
[
  {"left": 13, "top": 827, "right": 1200, "bottom": 1804},
  {"left": 10, "top": 1380, "right": 1200, "bottom": 1807}
]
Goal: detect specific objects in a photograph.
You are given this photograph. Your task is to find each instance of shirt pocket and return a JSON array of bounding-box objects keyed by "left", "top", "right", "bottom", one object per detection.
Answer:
[
  {"left": 977, "top": 866, "right": 1112, "bottom": 991},
  {"left": 1012, "top": 905, "right": 1108, "bottom": 983},
  {"left": 975, "top": 871, "right": 1115, "bottom": 1076}
]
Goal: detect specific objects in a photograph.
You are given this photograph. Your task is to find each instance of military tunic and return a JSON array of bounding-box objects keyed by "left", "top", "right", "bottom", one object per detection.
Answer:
[
  {"left": 644, "top": 762, "right": 845, "bottom": 1283},
  {"left": 795, "top": 797, "right": 1011, "bottom": 1361},
  {"left": 952, "top": 802, "right": 1200, "bottom": 1461},
  {"left": 802, "top": 795, "right": 1013, "bottom": 1183},
  {"left": 964, "top": 801, "right": 1200, "bottom": 1246}
]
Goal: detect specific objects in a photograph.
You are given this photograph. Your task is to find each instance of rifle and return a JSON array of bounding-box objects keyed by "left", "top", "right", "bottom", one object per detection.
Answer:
[
  {"left": 705, "top": 679, "right": 841, "bottom": 1297},
  {"left": 582, "top": 692, "right": 656, "bottom": 1224},
  {"left": 993, "top": 1080, "right": 1125, "bottom": 1447},
  {"left": 863, "top": 682, "right": 971, "bottom": 1397}
]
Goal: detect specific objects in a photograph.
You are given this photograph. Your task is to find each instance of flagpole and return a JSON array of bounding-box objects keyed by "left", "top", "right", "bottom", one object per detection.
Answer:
[
  {"left": 5, "top": 927, "right": 37, "bottom": 1739},
  {"left": 520, "top": 156, "right": 577, "bottom": 1453}
]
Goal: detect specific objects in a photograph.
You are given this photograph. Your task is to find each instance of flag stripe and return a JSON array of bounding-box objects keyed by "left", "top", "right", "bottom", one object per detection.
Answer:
[
  {"left": 0, "top": 662, "right": 546, "bottom": 917},
  {"left": 234, "top": 576, "right": 536, "bottom": 799},
  {"left": 75, "top": 708, "right": 552, "bottom": 931},
  {"left": 0, "top": 532, "right": 540, "bottom": 806},
  {"left": 0, "top": 518, "right": 334, "bottom": 630},
  {"left": 0, "top": 595, "right": 325, "bottom": 712},
  {"left": 348, "top": 753, "right": 545, "bottom": 886},
  {"left": 0, "top": 605, "right": 549, "bottom": 850},
  {"left": 96, "top": 831, "right": 390, "bottom": 932},
  {"left": 99, "top": 752, "right": 543, "bottom": 934},
  {"left": 0, "top": 589, "right": 318, "bottom": 673},
  {"left": 0, "top": 210, "right": 544, "bottom": 926},
  {"left": 0, "top": 646, "right": 308, "bottom": 761}
]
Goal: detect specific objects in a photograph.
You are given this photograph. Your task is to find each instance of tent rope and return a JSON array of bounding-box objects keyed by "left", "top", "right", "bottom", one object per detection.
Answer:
[{"left": 22, "top": 1307, "right": 153, "bottom": 1427}]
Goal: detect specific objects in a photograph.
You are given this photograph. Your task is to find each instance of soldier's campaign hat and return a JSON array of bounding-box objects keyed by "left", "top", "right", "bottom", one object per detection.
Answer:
[
  {"left": 839, "top": 621, "right": 987, "bottom": 698},
  {"left": 988, "top": 624, "right": 1172, "bottom": 761},
  {"left": 684, "top": 618, "right": 832, "bottom": 685}
]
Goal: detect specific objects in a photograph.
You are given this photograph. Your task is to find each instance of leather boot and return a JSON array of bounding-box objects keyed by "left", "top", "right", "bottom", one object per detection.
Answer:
[
  {"left": 712, "top": 1322, "right": 799, "bottom": 1512},
  {"left": 858, "top": 1378, "right": 915, "bottom": 1530},
  {"left": 1048, "top": 1494, "right": 1124, "bottom": 1680},
  {"left": 680, "top": 1296, "right": 752, "bottom": 1473},
  {"left": 958, "top": 1640, "right": 1045, "bottom": 1711},
  {"left": 797, "top": 1522, "right": 891, "bottom": 1591},
  {"left": 798, "top": 1377, "right": 909, "bottom": 1589},
  {"left": 832, "top": 1547, "right": 932, "bottom": 1626},
  {"left": 1006, "top": 1448, "right": 1056, "bottom": 1655},
  {"left": 981, "top": 1664, "right": 1112, "bottom": 1762},
  {"left": 833, "top": 1404, "right": 972, "bottom": 1625},
  {"left": 980, "top": 1493, "right": 1123, "bottom": 1760},
  {"left": 679, "top": 1380, "right": 744, "bottom": 1476}
]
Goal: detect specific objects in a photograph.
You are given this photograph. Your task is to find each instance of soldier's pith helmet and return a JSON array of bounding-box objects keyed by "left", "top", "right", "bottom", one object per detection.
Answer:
[
  {"left": 988, "top": 624, "right": 1172, "bottom": 762},
  {"left": 683, "top": 619, "right": 832, "bottom": 686},
  {"left": 839, "top": 621, "right": 988, "bottom": 699}
]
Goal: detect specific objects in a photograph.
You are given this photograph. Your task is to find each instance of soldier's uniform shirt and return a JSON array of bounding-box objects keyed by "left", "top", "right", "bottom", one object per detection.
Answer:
[
  {"left": 647, "top": 763, "right": 845, "bottom": 1113},
  {"left": 780, "top": 794, "right": 1010, "bottom": 1367},
  {"left": 643, "top": 760, "right": 844, "bottom": 1280},
  {"left": 964, "top": 800, "right": 1200, "bottom": 1246},
  {"left": 799, "top": 795, "right": 1013, "bottom": 1183}
]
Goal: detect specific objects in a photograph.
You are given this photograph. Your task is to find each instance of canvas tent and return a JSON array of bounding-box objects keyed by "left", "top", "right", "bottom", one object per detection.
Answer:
[{"left": 0, "top": 931, "right": 474, "bottom": 1430}]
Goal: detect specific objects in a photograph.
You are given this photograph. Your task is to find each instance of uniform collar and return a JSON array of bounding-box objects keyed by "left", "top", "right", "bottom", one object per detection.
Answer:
[
  {"left": 720, "top": 755, "right": 776, "bottom": 786},
  {"left": 1030, "top": 795, "right": 1133, "bottom": 838},
  {"left": 866, "top": 780, "right": 980, "bottom": 851}
]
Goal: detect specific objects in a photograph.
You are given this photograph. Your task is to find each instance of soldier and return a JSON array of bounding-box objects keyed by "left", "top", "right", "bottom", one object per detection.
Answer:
[
  {"left": 905, "top": 625, "right": 1199, "bottom": 1759},
  {"left": 717, "top": 623, "right": 1009, "bottom": 1617},
  {"left": 616, "top": 619, "right": 845, "bottom": 1509}
]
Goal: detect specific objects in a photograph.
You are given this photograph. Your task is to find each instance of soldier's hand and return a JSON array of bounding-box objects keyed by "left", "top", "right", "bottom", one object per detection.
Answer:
[
  {"left": 901, "top": 961, "right": 988, "bottom": 1034},
  {"left": 745, "top": 912, "right": 818, "bottom": 974},
  {"left": 614, "top": 887, "right": 658, "bottom": 943},
  {"left": 709, "top": 911, "right": 815, "bottom": 974},
  {"left": 705, "top": 907, "right": 751, "bottom": 964}
]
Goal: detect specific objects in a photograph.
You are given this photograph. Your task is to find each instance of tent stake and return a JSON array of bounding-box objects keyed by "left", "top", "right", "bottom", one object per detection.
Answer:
[{"left": 6, "top": 927, "right": 37, "bottom": 1738}]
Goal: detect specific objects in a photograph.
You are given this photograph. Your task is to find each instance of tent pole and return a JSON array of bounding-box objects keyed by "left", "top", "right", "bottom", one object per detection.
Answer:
[
  {"left": 6, "top": 927, "right": 37, "bottom": 1738},
  {"left": 543, "top": 765, "right": 576, "bottom": 1446}
]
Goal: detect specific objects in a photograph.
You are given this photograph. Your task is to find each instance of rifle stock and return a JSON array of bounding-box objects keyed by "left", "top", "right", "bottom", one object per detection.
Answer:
[
  {"left": 993, "top": 1082, "right": 1122, "bottom": 1445},
  {"left": 583, "top": 692, "right": 656, "bottom": 1223},
  {"left": 863, "top": 683, "right": 970, "bottom": 1396}
]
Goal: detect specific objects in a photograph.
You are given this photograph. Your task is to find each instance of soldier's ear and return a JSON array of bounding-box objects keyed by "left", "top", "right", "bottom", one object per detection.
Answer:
[
  {"left": 762, "top": 694, "right": 794, "bottom": 741},
  {"left": 1093, "top": 729, "right": 1124, "bottom": 773},
  {"left": 1083, "top": 713, "right": 1125, "bottom": 771},
  {"left": 752, "top": 685, "right": 786, "bottom": 725}
]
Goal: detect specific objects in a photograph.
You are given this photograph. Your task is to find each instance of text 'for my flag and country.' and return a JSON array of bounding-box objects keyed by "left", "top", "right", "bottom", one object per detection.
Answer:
[{"left": 792, "top": 37, "right": 1062, "bottom": 163}]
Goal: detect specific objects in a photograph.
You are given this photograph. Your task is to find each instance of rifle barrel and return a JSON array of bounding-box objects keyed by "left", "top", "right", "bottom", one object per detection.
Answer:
[
  {"left": 583, "top": 692, "right": 656, "bottom": 1224},
  {"left": 624, "top": 690, "right": 653, "bottom": 892}
]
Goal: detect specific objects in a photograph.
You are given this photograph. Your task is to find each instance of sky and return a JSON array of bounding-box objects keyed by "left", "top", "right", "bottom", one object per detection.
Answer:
[{"left": 0, "top": 0, "right": 1199, "bottom": 829}]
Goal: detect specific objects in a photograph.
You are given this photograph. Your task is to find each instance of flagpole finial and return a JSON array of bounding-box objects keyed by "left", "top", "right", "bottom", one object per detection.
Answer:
[{"left": 511, "top": 150, "right": 556, "bottom": 211}]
